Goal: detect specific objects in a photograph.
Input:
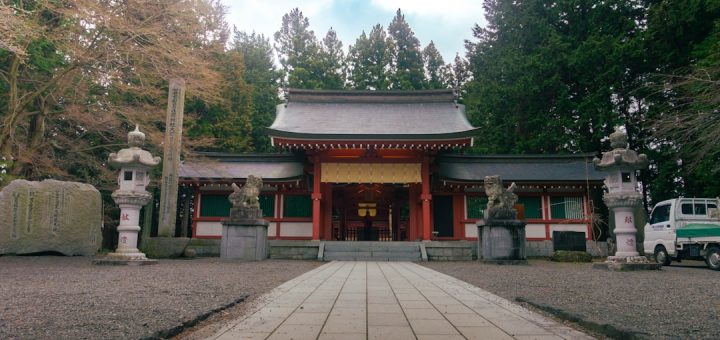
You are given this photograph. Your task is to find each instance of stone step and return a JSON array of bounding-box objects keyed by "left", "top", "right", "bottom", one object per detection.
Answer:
[
  {"left": 324, "top": 242, "right": 420, "bottom": 252},
  {"left": 323, "top": 242, "right": 422, "bottom": 261},
  {"left": 326, "top": 255, "right": 421, "bottom": 262},
  {"left": 324, "top": 245, "right": 419, "bottom": 253}
]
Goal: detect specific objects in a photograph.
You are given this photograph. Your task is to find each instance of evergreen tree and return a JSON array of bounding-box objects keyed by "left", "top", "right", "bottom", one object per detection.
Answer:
[
  {"left": 643, "top": 1, "right": 720, "bottom": 200},
  {"left": 230, "top": 30, "right": 280, "bottom": 152},
  {"left": 215, "top": 51, "right": 255, "bottom": 152},
  {"left": 464, "top": 0, "right": 647, "bottom": 154},
  {"left": 449, "top": 53, "right": 471, "bottom": 98},
  {"left": 274, "top": 8, "right": 322, "bottom": 89},
  {"left": 318, "top": 28, "right": 347, "bottom": 89},
  {"left": 348, "top": 25, "right": 393, "bottom": 90},
  {"left": 422, "top": 41, "right": 450, "bottom": 89},
  {"left": 387, "top": 9, "right": 425, "bottom": 90}
]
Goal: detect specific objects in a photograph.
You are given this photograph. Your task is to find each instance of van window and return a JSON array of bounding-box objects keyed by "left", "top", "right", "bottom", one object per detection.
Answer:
[
  {"left": 650, "top": 204, "right": 671, "bottom": 224},
  {"left": 681, "top": 201, "right": 717, "bottom": 216},
  {"left": 681, "top": 203, "right": 693, "bottom": 215}
]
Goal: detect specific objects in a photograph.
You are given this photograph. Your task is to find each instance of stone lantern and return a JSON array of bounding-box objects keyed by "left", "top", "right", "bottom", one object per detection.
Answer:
[
  {"left": 593, "top": 127, "right": 658, "bottom": 270},
  {"left": 102, "top": 126, "right": 161, "bottom": 263}
]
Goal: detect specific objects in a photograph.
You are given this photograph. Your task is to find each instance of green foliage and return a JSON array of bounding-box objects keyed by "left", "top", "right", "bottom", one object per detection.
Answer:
[
  {"left": 642, "top": 1, "right": 720, "bottom": 201},
  {"left": 274, "top": 8, "right": 323, "bottom": 89},
  {"left": 549, "top": 250, "right": 592, "bottom": 262},
  {"left": 348, "top": 25, "right": 393, "bottom": 90},
  {"left": 318, "top": 28, "right": 347, "bottom": 89},
  {"left": 388, "top": 9, "right": 426, "bottom": 90},
  {"left": 465, "top": 0, "right": 647, "bottom": 154},
  {"left": 423, "top": 41, "right": 450, "bottom": 89},
  {"left": 231, "top": 30, "right": 280, "bottom": 152}
]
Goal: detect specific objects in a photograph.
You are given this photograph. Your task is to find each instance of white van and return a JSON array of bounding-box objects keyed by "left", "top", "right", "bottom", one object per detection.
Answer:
[{"left": 643, "top": 198, "right": 720, "bottom": 270}]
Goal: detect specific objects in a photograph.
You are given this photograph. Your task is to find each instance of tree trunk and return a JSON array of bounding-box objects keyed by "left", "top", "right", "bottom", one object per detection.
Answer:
[{"left": 0, "top": 54, "right": 21, "bottom": 163}]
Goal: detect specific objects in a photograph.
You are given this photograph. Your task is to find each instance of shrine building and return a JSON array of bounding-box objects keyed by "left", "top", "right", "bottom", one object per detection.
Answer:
[{"left": 178, "top": 89, "right": 605, "bottom": 252}]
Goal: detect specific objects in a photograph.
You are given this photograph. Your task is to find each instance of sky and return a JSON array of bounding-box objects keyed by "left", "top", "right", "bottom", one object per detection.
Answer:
[{"left": 222, "top": 0, "right": 487, "bottom": 63}]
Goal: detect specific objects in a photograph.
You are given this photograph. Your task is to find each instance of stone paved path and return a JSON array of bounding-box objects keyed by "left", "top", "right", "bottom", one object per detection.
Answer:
[{"left": 207, "top": 261, "right": 594, "bottom": 340}]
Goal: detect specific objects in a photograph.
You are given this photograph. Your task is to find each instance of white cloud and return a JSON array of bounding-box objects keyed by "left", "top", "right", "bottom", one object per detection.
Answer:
[
  {"left": 224, "top": 0, "right": 335, "bottom": 38},
  {"left": 369, "top": 0, "right": 485, "bottom": 22}
]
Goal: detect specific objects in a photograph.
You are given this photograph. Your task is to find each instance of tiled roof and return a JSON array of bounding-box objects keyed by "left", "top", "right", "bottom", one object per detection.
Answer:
[
  {"left": 438, "top": 154, "right": 605, "bottom": 182},
  {"left": 267, "top": 89, "right": 479, "bottom": 140},
  {"left": 178, "top": 153, "right": 303, "bottom": 180}
]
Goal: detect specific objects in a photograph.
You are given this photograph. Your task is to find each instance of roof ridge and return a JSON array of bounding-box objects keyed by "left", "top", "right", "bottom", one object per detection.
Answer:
[{"left": 287, "top": 88, "right": 456, "bottom": 104}]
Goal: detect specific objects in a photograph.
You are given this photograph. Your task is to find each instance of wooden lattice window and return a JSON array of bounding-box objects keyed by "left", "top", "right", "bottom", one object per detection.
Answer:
[
  {"left": 550, "top": 196, "right": 584, "bottom": 219},
  {"left": 518, "top": 196, "right": 543, "bottom": 219},
  {"left": 199, "top": 194, "right": 231, "bottom": 217},
  {"left": 283, "top": 195, "right": 312, "bottom": 218},
  {"left": 466, "top": 196, "right": 487, "bottom": 219}
]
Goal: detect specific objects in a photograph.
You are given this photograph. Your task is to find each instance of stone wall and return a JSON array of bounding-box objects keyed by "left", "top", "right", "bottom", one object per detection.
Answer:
[
  {"left": 268, "top": 240, "right": 320, "bottom": 260},
  {"left": 0, "top": 180, "right": 102, "bottom": 256},
  {"left": 425, "top": 241, "right": 476, "bottom": 261},
  {"left": 525, "top": 240, "right": 609, "bottom": 257}
]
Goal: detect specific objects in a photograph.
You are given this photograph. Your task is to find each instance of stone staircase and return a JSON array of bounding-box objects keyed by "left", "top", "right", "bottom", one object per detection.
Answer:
[{"left": 322, "top": 241, "right": 423, "bottom": 261}]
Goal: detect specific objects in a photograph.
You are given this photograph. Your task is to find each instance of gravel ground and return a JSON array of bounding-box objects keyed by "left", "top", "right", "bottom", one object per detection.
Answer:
[
  {"left": 424, "top": 260, "right": 717, "bottom": 339},
  {"left": 0, "top": 256, "right": 321, "bottom": 340},
  {"left": 2, "top": 256, "right": 716, "bottom": 340}
]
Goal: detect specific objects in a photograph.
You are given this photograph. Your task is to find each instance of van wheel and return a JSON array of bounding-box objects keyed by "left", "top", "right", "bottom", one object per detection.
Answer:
[
  {"left": 654, "top": 246, "right": 671, "bottom": 266},
  {"left": 705, "top": 247, "right": 720, "bottom": 271}
]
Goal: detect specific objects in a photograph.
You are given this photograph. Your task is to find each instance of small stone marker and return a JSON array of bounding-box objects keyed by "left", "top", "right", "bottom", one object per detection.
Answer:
[
  {"left": 0, "top": 179, "right": 101, "bottom": 256},
  {"left": 158, "top": 78, "right": 185, "bottom": 237}
]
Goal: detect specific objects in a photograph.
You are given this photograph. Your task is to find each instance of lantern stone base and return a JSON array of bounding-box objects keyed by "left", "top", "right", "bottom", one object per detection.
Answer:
[
  {"left": 478, "top": 209, "right": 527, "bottom": 264},
  {"left": 593, "top": 256, "right": 661, "bottom": 271},
  {"left": 92, "top": 252, "right": 158, "bottom": 265},
  {"left": 221, "top": 218, "right": 269, "bottom": 261}
]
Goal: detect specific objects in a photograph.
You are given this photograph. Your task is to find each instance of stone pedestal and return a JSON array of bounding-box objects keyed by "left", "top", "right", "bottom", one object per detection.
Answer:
[
  {"left": 94, "top": 191, "right": 157, "bottom": 265},
  {"left": 478, "top": 208, "right": 527, "bottom": 264},
  {"left": 220, "top": 207, "right": 268, "bottom": 260}
]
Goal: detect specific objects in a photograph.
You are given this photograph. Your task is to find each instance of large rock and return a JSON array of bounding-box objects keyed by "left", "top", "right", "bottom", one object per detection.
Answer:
[{"left": 0, "top": 179, "right": 102, "bottom": 256}]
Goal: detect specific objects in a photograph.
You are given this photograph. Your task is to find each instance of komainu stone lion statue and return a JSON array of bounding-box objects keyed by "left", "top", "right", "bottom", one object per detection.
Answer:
[
  {"left": 484, "top": 175, "right": 518, "bottom": 211},
  {"left": 229, "top": 175, "right": 263, "bottom": 210}
]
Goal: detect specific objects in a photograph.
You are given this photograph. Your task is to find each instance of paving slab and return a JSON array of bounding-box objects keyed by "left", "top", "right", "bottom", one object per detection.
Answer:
[{"left": 206, "top": 261, "right": 594, "bottom": 340}]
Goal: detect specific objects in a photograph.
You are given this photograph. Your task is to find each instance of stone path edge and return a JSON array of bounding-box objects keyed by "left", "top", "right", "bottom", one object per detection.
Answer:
[
  {"left": 515, "top": 297, "right": 647, "bottom": 339},
  {"left": 203, "top": 262, "right": 339, "bottom": 339},
  {"left": 139, "top": 294, "right": 249, "bottom": 340}
]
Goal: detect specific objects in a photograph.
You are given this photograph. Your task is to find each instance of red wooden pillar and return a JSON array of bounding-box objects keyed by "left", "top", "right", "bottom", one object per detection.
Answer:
[
  {"left": 453, "top": 194, "right": 464, "bottom": 240},
  {"left": 322, "top": 183, "right": 333, "bottom": 240},
  {"left": 421, "top": 157, "right": 432, "bottom": 241},
  {"left": 312, "top": 159, "right": 322, "bottom": 240},
  {"left": 408, "top": 184, "right": 418, "bottom": 240}
]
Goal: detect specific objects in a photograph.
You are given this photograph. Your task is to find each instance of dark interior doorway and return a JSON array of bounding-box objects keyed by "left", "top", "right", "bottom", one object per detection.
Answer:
[
  {"left": 331, "top": 184, "right": 409, "bottom": 241},
  {"left": 433, "top": 195, "right": 454, "bottom": 237}
]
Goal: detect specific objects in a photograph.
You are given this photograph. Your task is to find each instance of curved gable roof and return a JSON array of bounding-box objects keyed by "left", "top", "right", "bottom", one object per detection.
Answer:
[{"left": 267, "top": 89, "right": 479, "bottom": 141}]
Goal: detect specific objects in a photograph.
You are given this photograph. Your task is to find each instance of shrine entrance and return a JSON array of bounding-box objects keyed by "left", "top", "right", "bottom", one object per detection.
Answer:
[{"left": 331, "top": 184, "right": 409, "bottom": 241}]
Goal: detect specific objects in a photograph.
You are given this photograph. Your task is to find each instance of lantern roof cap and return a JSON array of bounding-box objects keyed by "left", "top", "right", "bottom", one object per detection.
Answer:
[
  {"left": 109, "top": 125, "right": 161, "bottom": 168},
  {"left": 593, "top": 127, "right": 648, "bottom": 171}
]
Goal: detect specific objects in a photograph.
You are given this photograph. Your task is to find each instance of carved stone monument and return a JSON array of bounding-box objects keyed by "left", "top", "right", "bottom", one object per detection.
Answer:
[
  {"left": 220, "top": 175, "right": 269, "bottom": 260},
  {"left": 593, "top": 127, "right": 659, "bottom": 270},
  {"left": 477, "top": 175, "right": 527, "bottom": 264},
  {"left": 157, "top": 78, "right": 185, "bottom": 237},
  {"left": 0, "top": 179, "right": 101, "bottom": 256},
  {"left": 94, "top": 126, "right": 160, "bottom": 265}
]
